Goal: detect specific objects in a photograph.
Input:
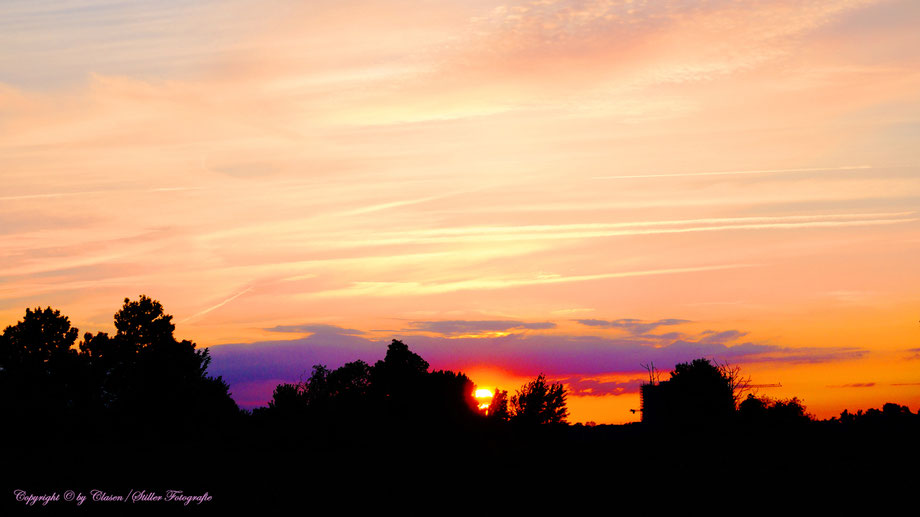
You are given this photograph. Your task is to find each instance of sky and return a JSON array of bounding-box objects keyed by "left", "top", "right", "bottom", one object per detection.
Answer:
[{"left": 1, "top": 0, "right": 918, "bottom": 423}]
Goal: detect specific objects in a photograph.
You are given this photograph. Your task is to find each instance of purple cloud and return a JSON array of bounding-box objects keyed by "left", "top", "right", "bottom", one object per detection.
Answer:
[
  {"left": 206, "top": 320, "right": 867, "bottom": 409},
  {"left": 406, "top": 320, "right": 556, "bottom": 336}
]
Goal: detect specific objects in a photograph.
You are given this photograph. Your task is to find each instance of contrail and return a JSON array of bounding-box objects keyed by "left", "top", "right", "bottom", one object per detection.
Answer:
[
  {"left": 340, "top": 193, "right": 452, "bottom": 216},
  {"left": 378, "top": 211, "right": 916, "bottom": 237},
  {"left": 337, "top": 186, "right": 492, "bottom": 217},
  {"left": 179, "top": 287, "right": 253, "bottom": 323},
  {"left": 593, "top": 165, "right": 873, "bottom": 180},
  {"left": 309, "top": 263, "right": 759, "bottom": 298}
]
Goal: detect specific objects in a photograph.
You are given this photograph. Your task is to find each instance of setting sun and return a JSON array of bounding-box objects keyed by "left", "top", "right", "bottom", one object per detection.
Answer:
[{"left": 474, "top": 388, "right": 494, "bottom": 411}]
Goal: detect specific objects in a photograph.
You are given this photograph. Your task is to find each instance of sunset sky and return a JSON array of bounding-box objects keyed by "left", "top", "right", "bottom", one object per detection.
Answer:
[{"left": 2, "top": 0, "right": 918, "bottom": 423}]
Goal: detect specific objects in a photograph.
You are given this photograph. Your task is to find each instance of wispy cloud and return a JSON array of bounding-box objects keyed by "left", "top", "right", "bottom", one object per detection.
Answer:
[
  {"left": 0, "top": 186, "right": 203, "bottom": 202},
  {"left": 593, "top": 165, "right": 874, "bottom": 180}
]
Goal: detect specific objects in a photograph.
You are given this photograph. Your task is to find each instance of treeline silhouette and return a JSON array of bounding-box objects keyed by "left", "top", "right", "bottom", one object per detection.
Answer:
[
  {"left": 0, "top": 297, "right": 240, "bottom": 444},
  {"left": 1, "top": 296, "right": 917, "bottom": 510}
]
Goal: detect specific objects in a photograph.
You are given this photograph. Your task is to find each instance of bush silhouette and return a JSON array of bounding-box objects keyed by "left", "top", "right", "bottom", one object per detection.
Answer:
[
  {"left": 738, "top": 393, "right": 811, "bottom": 426},
  {"left": 641, "top": 358, "right": 738, "bottom": 426}
]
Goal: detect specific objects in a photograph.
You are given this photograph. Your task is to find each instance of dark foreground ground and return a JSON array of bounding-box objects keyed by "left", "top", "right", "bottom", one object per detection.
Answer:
[{"left": 3, "top": 417, "right": 916, "bottom": 515}]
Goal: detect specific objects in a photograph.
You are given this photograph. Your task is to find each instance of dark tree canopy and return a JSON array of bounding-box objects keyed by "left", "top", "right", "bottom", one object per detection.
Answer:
[
  {"left": 0, "top": 307, "right": 79, "bottom": 369},
  {"left": 510, "top": 374, "right": 568, "bottom": 425},
  {"left": 263, "top": 341, "right": 484, "bottom": 429},
  {"left": 0, "top": 307, "right": 86, "bottom": 412},
  {"left": 328, "top": 360, "right": 372, "bottom": 402},
  {"left": 424, "top": 369, "right": 477, "bottom": 423},
  {"left": 114, "top": 295, "right": 177, "bottom": 350}
]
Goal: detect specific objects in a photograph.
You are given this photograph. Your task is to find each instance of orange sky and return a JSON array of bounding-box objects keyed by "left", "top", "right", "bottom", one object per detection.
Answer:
[{"left": 1, "top": 0, "right": 919, "bottom": 423}]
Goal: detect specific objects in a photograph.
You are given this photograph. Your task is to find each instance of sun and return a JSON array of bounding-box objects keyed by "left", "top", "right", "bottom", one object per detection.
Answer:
[{"left": 474, "top": 388, "right": 494, "bottom": 411}]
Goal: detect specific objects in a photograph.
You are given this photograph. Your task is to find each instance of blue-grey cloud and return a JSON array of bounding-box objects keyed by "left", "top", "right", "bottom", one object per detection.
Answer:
[
  {"left": 407, "top": 320, "right": 556, "bottom": 336},
  {"left": 575, "top": 318, "right": 691, "bottom": 335}
]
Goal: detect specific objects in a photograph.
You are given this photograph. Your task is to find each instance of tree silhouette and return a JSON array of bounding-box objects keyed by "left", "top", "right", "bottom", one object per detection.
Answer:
[
  {"left": 510, "top": 374, "right": 568, "bottom": 425},
  {"left": 373, "top": 339, "right": 430, "bottom": 377},
  {"left": 0, "top": 307, "right": 86, "bottom": 411},
  {"left": 641, "top": 358, "right": 737, "bottom": 425},
  {"left": 738, "top": 392, "right": 768, "bottom": 423},
  {"left": 768, "top": 397, "right": 810, "bottom": 424},
  {"left": 488, "top": 389, "right": 510, "bottom": 421},
  {"left": 669, "top": 358, "right": 736, "bottom": 416},
  {"left": 90, "top": 295, "right": 239, "bottom": 428},
  {"left": 268, "top": 382, "right": 306, "bottom": 411},
  {"left": 718, "top": 362, "right": 751, "bottom": 407},
  {"left": 370, "top": 339, "right": 430, "bottom": 418},
  {"left": 114, "top": 295, "right": 176, "bottom": 350}
]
